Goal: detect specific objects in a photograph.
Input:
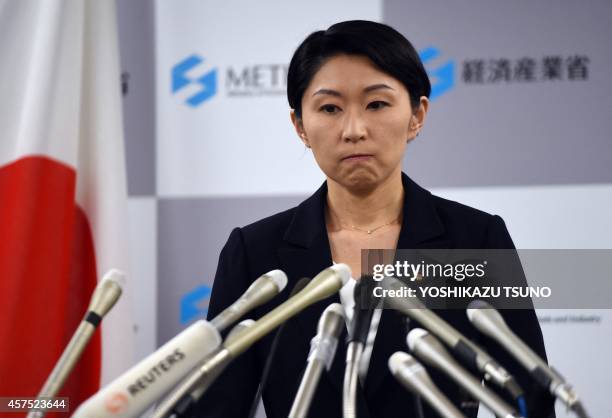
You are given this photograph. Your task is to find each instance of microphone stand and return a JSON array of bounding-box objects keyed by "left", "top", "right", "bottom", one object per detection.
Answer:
[
  {"left": 289, "top": 303, "right": 344, "bottom": 418},
  {"left": 342, "top": 341, "right": 364, "bottom": 418},
  {"left": 402, "top": 316, "right": 425, "bottom": 418}
]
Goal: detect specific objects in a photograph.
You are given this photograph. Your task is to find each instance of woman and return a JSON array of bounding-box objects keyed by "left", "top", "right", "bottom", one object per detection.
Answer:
[{"left": 195, "top": 21, "right": 555, "bottom": 418}]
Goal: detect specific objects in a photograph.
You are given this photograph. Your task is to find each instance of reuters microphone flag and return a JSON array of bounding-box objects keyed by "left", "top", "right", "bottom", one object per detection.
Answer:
[{"left": 0, "top": 0, "right": 136, "bottom": 414}]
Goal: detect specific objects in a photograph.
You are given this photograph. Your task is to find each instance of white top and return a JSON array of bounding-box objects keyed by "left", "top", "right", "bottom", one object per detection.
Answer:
[{"left": 339, "top": 277, "right": 383, "bottom": 381}]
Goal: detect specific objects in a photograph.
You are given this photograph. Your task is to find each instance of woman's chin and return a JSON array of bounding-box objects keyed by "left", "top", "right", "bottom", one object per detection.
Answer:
[{"left": 338, "top": 171, "right": 381, "bottom": 194}]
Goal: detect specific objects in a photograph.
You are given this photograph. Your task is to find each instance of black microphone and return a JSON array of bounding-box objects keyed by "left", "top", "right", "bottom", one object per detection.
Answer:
[
  {"left": 246, "top": 277, "right": 311, "bottom": 418},
  {"left": 349, "top": 275, "right": 377, "bottom": 345},
  {"left": 379, "top": 276, "right": 524, "bottom": 402},
  {"left": 467, "top": 300, "right": 590, "bottom": 418},
  {"left": 343, "top": 275, "right": 378, "bottom": 418},
  {"left": 408, "top": 328, "right": 521, "bottom": 418}
]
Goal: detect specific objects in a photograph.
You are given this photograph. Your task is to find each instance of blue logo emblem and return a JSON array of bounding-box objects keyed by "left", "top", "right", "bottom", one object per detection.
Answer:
[
  {"left": 172, "top": 54, "right": 217, "bottom": 107},
  {"left": 180, "top": 285, "right": 212, "bottom": 324},
  {"left": 419, "top": 47, "right": 455, "bottom": 100}
]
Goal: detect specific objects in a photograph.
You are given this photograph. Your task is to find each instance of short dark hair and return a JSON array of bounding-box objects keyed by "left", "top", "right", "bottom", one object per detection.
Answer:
[{"left": 287, "top": 20, "right": 431, "bottom": 119}]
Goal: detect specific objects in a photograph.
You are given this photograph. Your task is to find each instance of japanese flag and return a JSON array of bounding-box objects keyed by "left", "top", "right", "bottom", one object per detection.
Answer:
[{"left": 0, "top": 0, "right": 135, "bottom": 412}]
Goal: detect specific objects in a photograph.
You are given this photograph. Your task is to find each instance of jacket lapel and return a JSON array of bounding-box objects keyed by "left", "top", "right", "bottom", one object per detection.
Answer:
[
  {"left": 275, "top": 182, "right": 341, "bottom": 348},
  {"left": 276, "top": 181, "right": 351, "bottom": 398},
  {"left": 364, "top": 174, "right": 450, "bottom": 400}
]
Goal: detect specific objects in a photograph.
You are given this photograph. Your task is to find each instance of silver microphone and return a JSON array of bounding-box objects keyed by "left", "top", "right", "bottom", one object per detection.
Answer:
[
  {"left": 151, "top": 264, "right": 351, "bottom": 418},
  {"left": 184, "top": 318, "right": 256, "bottom": 408},
  {"left": 155, "top": 319, "right": 258, "bottom": 418},
  {"left": 211, "top": 270, "right": 288, "bottom": 332},
  {"left": 153, "top": 270, "right": 287, "bottom": 417},
  {"left": 225, "top": 319, "right": 256, "bottom": 344},
  {"left": 467, "top": 300, "right": 590, "bottom": 418},
  {"left": 407, "top": 328, "right": 522, "bottom": 418},
  {"left": 289, "top": 303, "right": 345, "bottom": 418},
  {"left": 28, "top": 269, "right": 124, "bottom": 418},
  {"left": 343, "top": 276, "right": 378, "bottom": 418},
  {"left": 380, "top": 276, "right": 523, "bottom": 399},
  {"left": 389, "top": 352, "right": 467, "bottom": 418}
]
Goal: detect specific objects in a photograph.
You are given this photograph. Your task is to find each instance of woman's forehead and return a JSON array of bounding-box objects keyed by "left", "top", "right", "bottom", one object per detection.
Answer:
[{"left": 305, "top": 55, "right": 405, "bottom": 97}]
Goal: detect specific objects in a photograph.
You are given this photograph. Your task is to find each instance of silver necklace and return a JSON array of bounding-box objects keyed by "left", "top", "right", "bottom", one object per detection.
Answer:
[{"left": 345, "top": 217, "right": 400, "bottom": 235}]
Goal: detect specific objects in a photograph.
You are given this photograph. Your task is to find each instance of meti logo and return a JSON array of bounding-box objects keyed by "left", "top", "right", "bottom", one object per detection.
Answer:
[
  {"left": 172, "top": 54, "right": 217, "bottom": 107},
  {"left": 419, "top": 47, "right": 455, "bottom": 100},
  {"left": 180, "top": 285, "right": 212, "bottom": 324}
]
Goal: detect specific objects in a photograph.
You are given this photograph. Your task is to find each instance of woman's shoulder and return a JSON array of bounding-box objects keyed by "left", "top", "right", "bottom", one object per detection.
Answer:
[
  {"left": 423, "top": 190, "right": 512, "bottom": 248},
  {"left": 239, "top": 206, "right": 297, "bottom": 239},
  {"left": 429, "top": 192, "right": 496, "bottom": 223},
  {"left": 236, "top": 182, "right": 327, "bottom": 247},
  {"left": 404, "top": 173, "right": 501, "bottom": 227},
  {"left": 236, "top": 207, "right": 297, "bottom": 247}
]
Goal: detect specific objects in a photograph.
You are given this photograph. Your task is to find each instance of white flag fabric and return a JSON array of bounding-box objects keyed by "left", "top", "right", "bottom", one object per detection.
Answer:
[{"left": 0, "top": 0, "right": 135, "bottom": 410}]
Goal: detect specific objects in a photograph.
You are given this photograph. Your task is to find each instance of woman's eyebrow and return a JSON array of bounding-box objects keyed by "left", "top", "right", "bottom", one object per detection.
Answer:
[
  {"left": 312, "top": 88, "right": 341, "bottom": 97},
  {"left": 363, "top": 83, "right": 394, "bottom": 93},
  {"left": 312, "top": 84, "right": 395, "bottom": 97}
]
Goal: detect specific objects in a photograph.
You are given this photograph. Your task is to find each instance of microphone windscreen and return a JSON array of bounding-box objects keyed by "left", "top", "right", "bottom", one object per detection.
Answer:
[
  {"left": 407, "top": 328, "right": 428, "bottom": 351},
  {"left": 323, "top": 302, "right": 345, "bottom": 317},
  {"left": 101, "top": 268, "right": 126, "bottom": 288},
  {"left": 467, "top": 299, "right": 491, "bottom": 310},
  {"left": 388, "top": 351, "right": 411, "bottom": 375},
  {"left": 265, "top": 270, "right": 288, "bottom": 292},
  {"left": 330, "top": 263, "right": 351, "bottom": 286}
]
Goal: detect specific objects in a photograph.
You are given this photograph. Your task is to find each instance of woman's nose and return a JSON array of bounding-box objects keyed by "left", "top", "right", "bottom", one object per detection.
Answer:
[{"left": 342, "top": 110, "right": 367, "bottom": 143}]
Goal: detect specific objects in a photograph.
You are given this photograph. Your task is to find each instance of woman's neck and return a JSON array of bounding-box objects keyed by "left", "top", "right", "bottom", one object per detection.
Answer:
[{"left": 326, "top": 171, "right": 404, "bottom": 230}]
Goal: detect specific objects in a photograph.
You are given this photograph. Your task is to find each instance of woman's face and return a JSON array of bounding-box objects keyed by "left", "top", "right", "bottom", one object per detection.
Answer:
[{"left": 292, "top": 54, "right": 427, "bottom": 193}]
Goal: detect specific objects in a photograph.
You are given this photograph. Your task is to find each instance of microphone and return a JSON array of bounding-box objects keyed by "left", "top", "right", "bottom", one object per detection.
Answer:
[
  {"left": 162, "top": 318, "right": 258, "bottom": 418},
  {"left": 467, "top": 300, "right": 590, "bottom": 418},
  {"left": 343, "top": 276, "right": 377, "bottom": 418},
  {"left": 151, "top": 264, "right": 351, "bottom": 418},
  {"left": 158, "top": 319, "right": 255, "bottom": 416},
  {"left": 73, "top": 269, "right": 287, "bottom": 418},
  {"left": 155, "top": 278, "right": 311, "bottom": 418},
  {"left": 349, "top": 275, "right": 378, "bottom": 345},
  {"left": 72, "top": 319, "right": 222, "bottom": 418},
  {"left": 28, "top": 269, "right": 125, "bottom": 418},
  {"left": 248, "top": 277, "right": 311, "bottom": 418},
  {"left": 389, "top": 352, "right": 467, "bottom": 418},
  {"left": 224, "top": 319, "right": 256, "bottom": 344},
  {"left": 379, "top": 276, "right": 524, "bottom": 400},
  {"left": 210, "top": 269, "right": 288, "bottom": 332},
  {"left": 407, "top": 328, "right": 522, "bottom": 418},
  {"left": 289, "top": 303, "right": 345, "bottom": 418},
  {"left": 184, "top": 269, "right": 287, "bottom": 412}
]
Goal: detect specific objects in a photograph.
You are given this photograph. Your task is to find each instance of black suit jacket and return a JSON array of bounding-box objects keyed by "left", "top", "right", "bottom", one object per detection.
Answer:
[{"left": 194, "top": 173, "right": 556, "bottom": 418}]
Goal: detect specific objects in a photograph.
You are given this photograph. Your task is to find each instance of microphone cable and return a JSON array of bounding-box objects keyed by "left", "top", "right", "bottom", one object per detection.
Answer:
[{"left": 517, "top": 395, "right": 528, "bottom": 418}]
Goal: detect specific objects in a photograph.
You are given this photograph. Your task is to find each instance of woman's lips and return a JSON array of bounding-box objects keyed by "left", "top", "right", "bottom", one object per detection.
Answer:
[{"left": 342, "top": 154, "right": 373, "bottom": 162}]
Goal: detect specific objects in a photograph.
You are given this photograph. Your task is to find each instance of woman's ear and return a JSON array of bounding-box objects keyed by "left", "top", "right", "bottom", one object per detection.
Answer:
[
  {"left": 407, "top": 96, "right": 430, "bottom": 142},
  {"left": 290, "top": 110, "right": 310, "bottom": 148}
]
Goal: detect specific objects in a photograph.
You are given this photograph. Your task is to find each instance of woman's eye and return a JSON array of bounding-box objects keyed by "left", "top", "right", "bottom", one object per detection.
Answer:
[
  {"left": 319, "top": 104, "right": 340, "bottom": 114},
  {"left": 367, "top": 101, "right": 389, "bottom": 110}
]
